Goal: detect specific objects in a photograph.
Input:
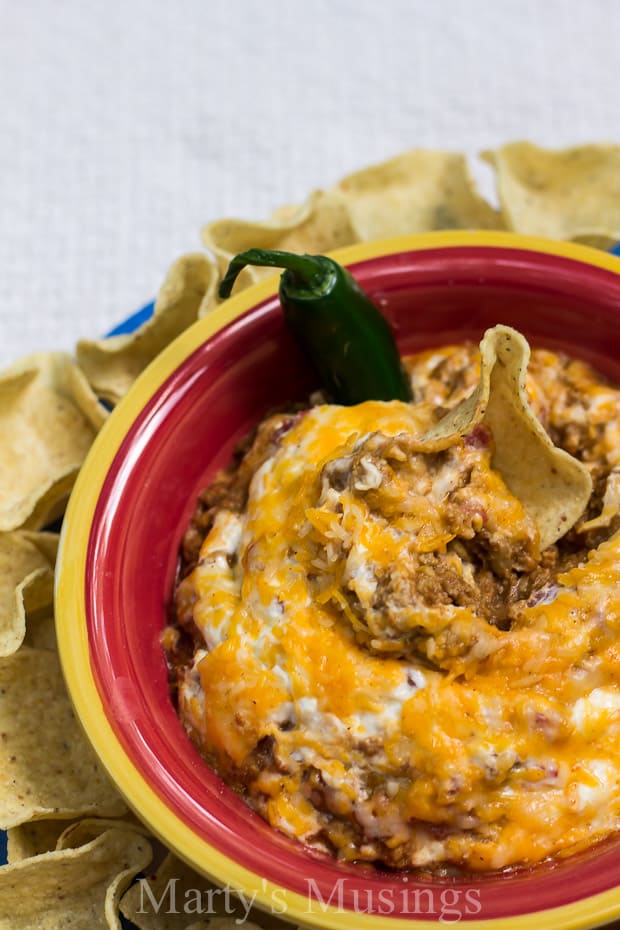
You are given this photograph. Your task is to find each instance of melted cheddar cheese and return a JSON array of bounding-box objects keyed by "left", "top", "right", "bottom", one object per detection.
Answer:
[{"left": 175, "top": 347, "right": 620, "bottom": 872}]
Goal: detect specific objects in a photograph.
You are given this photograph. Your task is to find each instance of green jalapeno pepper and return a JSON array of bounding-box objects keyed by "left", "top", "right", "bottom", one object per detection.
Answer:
[{"left": 218, "top": 248, "right": 412, "bottom": 406}]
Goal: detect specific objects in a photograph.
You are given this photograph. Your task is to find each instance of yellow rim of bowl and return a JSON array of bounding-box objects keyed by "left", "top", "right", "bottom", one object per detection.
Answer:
[{"left": 56, "top": 231, "right": 620, "bottom": 930}]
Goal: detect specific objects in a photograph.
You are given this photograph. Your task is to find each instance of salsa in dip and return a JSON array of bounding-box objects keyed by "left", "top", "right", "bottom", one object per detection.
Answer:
[{"left": 164, "top": 334, "right": 620, "bottom": 873}]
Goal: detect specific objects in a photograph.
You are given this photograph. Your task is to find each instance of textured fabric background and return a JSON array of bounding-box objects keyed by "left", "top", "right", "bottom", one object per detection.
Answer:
[{"left": 1, "top": 0, "right": 618, "bottom": 367}]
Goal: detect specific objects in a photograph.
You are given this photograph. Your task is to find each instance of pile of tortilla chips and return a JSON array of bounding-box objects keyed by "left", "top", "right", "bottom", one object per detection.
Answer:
[{"left": 1, "top": 142, "right": 620, "bottom": 929}]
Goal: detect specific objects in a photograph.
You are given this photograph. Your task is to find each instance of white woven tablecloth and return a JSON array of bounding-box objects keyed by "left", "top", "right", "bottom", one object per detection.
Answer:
[{"left": 1, "top": 0, "right": 618, "bottom": 368}]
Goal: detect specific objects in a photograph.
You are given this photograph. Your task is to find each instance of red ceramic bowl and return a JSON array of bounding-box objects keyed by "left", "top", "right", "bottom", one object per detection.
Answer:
[{"left": 56, "top": 232, "right": 620, "bottom": 930}]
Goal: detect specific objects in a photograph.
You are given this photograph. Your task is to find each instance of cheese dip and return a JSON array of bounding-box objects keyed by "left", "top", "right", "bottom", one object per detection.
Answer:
[{"left": 165, "top": 342, "right": 620, "bottom": 873}]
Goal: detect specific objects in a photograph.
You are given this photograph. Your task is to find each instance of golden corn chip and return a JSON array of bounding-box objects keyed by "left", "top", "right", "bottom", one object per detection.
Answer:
[
  {"left": 204, "top": 197, "right": 314, "bottom": 265},
  {"left": 483, "top": 142, "right": 620, "bottom": 244},
  {"left": 8, "top": 813, "right": 151, "bottom": 865},
  {"left": 578, "top": 467, "right": 620, "bottom": 533},
  {"left": 0, "top": 356, "right": 100, "bottom": 532},
  {"left": 77, "top": 253, "right": 219, "bottom": 404},
  {"left": 202, "top": 190, "right": 358, "bottom": 297},
  {"left": 5, "top": 352, "right": 108, "bottom": 433},
  {"left": 0, "top": 827, "right": 151, "bottom": 930},
  {"left": 336, "top": 149, "right": 504, "bottom": 240},
  {"left": 120, "top": 851, "right": 286, "bottom": 930},
  {"left": 6, "top": 818, "right": 77, "bottom": 863},
  {"left": 57, "top": 816, "right": 154, "bottom": 853},
  {"left": 69, "top": 362, "right": 109, "bottom": 430},
  {"left": 268, "top": 202, "right": 307, "bottom": 224},
  {"left": 421, "top": 325, "right": 592, "bottom": 550},
  {"left": 0, "top": 531, "right": 57, "bottom": 656},
  {"left": 0, "top": 648, "right": 126, "bottom": 828},
  {"left": 20, "top": 530, "right": 58, "bottom": 564},
  {"left": 268, "top": 191, "right": 358, "bottom": 254}
]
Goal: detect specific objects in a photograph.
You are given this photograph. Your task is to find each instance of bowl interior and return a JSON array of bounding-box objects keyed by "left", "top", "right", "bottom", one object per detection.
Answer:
[{"left": 84, "top": 243, "right": 620, "bottom": 923}]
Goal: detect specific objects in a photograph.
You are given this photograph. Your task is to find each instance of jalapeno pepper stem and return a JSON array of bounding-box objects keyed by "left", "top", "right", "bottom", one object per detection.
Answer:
[{"left": 219, "top": 249, "right": 330, "bottom": 299}]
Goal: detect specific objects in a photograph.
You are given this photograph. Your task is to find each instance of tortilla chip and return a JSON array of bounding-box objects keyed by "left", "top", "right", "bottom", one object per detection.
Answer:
[
  {"left": 8, "top": 813, "right": 152, "bottom": 865},
  {"left": 0, "top": 648, "right": 126, "bottom": 828},
  {"left": 337, "top": 149, "right": 504, "bottom": 240},
  {"left": 483, "top": 142, "right": 620, "bottom": 244},
  {"left": 202, "top": 190, "right": 358, "bottom": 297},
  {"left": 6, "top": 818, "right": 77, "bottom": 863},
  {"left": 65, "top": 359, "right": 110, "bottom": 430},
  {"left": 77, "top": 253, "right": 219, "bottom": 404},
  {"left": 579, "top": 467, "right": 620, "bottom": 533},
  {"left": 58, "top": 816, "right": 153, "bottom": 851},
  {"left": 5, "top": 351, "right": 108, "bottom": 433},
  {"left": 0, "top": 827, "right": 151, "bottom": 930},
  {"left": 0, "top": 356, "right": 100, "bottom": 532},
  {"left": 421, "top": 326, "right": 592, "bottom": 550},
  {"left": 0, "top": 531, "right": 58, "bottom": 657}
]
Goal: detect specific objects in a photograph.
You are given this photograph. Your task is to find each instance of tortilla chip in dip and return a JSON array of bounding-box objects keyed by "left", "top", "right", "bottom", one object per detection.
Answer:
[{"left": 422, "top": 325, "right": 593, "bottom": 550}]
